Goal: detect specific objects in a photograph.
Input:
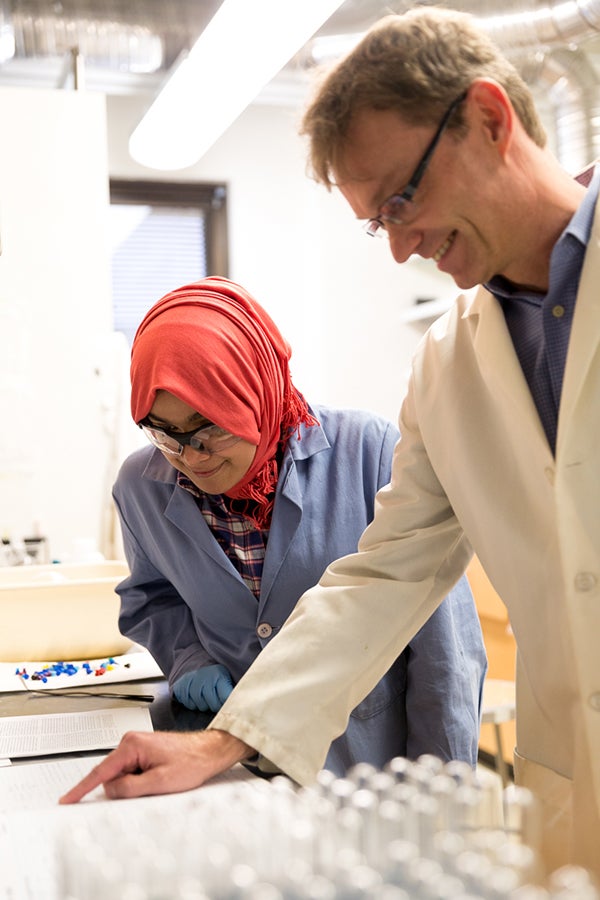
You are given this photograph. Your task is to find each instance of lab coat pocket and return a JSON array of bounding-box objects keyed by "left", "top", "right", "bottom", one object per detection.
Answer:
[
  {"left": 349, "top": 653, "right": 407, "bottom": 720},
  {"left": 513, "top": 748, "right": 572, "bottom": 874}
]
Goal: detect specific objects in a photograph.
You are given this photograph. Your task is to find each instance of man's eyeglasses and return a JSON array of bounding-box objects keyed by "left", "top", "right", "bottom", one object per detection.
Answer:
[
  {"left": 138, "top": 418, "right": 242, "bottom": 457},
  {"left": 365, "top": 91, "right": 468, "bottom": 237}
]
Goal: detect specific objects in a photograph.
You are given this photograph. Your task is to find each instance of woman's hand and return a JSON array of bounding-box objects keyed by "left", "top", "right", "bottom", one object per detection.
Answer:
[
  {"left": 172, "top": 665, "right": 234, "bottom": 712},
  {"left": 59, "top": 728, "right": 254, "bottom": 803}
]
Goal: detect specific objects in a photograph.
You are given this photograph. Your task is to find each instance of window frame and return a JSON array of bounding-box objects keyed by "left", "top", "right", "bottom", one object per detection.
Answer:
[{"left": 109, "top": 178, "right": 229, "bottom": 278}]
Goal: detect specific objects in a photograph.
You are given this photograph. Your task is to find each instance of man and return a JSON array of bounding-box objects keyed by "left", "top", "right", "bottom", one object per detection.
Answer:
[{"left": 61, "top": 7, "right": 600, "bottom": 877}]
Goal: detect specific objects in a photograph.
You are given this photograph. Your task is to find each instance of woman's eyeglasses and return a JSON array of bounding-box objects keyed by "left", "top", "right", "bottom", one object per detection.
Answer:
[{"left": 138, "top": 418, "right": 242, "bottom": 457}]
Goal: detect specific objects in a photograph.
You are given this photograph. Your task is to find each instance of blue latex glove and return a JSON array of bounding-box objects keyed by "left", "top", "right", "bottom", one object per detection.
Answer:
[{"left": 172, "top": 665, "right": 234, "bottom": 712}]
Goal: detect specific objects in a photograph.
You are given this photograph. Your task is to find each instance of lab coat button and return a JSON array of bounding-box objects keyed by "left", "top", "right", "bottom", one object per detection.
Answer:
[
  {"left": 588, "top": 693, "right": 600, "bottom": 711},
  {"left": 574, "top": 572, "right": 597, "bottom": 592},
  {"left": 544, "top": 466, "right": 555, "bottom": 485},
  {"left": 257, "top": 622, "right": 273, "bottom": 638}
]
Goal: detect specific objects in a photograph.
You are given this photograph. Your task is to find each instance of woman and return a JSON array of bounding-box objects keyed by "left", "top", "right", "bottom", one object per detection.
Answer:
[{"left": 113, "top": 276, "right": 486, "bottom": 774}]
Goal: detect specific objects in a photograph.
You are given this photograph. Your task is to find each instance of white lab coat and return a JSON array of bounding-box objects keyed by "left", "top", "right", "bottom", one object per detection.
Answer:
[{"left": 212, "top": 199, "right": 600, "bottom": 876}]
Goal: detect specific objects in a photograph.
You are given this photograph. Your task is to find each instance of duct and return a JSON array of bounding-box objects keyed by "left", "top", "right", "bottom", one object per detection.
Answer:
[
  {"left": 305, "top": 0, "right": 600, "bottom": 172},
  {"left": 520, "top": 46, "right": 600, "bottom": 172},
  {"left": 0, "top": 1, "right": 222, "bottom": 78},
  {"left": 479, "top": 0, "right": 600, "bottom": 48},
  {"left": 465, "top": 3, "right": 600, "bottom": 170},
  {"left": 3, "top": 0, "right": 600, "bottom": 110},
  {"left": 10, "top": 10, "right": 163, "bottom": 73},
  {"left": 309, "top": 0, "right": 600, "bottom": 66}
]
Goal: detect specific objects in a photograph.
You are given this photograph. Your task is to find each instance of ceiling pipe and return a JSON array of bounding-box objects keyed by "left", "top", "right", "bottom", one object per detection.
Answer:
[
  {"left": 8, "top": 10, "right": 163, "bottom": 73},
  {"left": 519, "top": 45, "right": 600, "bottom": 171},
  {"left": 478, "top": 0, "right": 600, "bottom": 47},
  {"left": 309, "top": 0, "right": 600, "bottom": 65},
  {"left": 307, "top": 0, "right": 600, "bottom": 170}
]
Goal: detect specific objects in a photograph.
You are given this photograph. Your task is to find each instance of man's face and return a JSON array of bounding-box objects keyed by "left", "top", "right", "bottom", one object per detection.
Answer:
[{"left": 333, "top": 100, "right": 515, "bottom": 290}]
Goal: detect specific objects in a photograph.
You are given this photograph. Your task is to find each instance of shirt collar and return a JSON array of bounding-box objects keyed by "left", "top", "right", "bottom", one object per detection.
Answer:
[
  {"left": 486, "top": 164, "right": 600, "bottom": 300},
  {"left": 568, "top": 163, "right": 600, "bottom": 245}
]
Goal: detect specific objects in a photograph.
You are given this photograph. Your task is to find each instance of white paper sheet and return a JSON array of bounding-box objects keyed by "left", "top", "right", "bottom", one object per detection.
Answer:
[
  {"left": 0, "top": 650, "right": 162, "bottom": 693},
  {"left": 0, "top": 753, "right": 108, "bottom": 812},
  {"left": 0, "top": 759, "right": 262, "bottom": 900},
  {"left": 0, "top": 705, "right": 152, "bottom": 758}
]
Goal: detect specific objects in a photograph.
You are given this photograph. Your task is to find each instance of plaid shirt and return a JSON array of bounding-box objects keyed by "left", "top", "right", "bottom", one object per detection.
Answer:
[{"left": 178, "top": 473, "right": 267, "bottom": 599}]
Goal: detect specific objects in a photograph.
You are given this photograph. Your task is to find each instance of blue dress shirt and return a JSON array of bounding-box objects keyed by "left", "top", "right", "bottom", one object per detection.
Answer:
[{"left": 488, "top": 167, "right": 600, "bottom": 454}]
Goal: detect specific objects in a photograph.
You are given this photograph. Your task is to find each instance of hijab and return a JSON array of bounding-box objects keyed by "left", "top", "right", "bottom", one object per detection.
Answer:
[{"left": 130, "top": 276, "right": 317, "bottom": 529}]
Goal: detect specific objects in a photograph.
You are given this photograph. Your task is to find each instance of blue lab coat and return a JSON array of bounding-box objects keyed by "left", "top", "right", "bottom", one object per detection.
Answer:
[{"left": 113, "top": 405, "right": 486, "bottom": 774}]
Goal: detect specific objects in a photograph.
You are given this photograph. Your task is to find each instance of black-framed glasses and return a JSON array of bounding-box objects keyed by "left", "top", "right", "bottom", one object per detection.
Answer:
[
  {"left": 138, "top": 417, "right": 242, "bottom": 457},
  {"left": 365, "top": 91, "right": 468, "bottom": 237}
]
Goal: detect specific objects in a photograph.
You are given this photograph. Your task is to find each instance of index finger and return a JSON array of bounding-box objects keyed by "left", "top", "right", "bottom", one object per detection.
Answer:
[{"left": 59, "top": 744, "right": 139, "bottom": 804}]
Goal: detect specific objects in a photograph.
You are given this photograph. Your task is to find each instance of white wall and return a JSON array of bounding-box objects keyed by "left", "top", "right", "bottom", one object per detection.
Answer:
[
  {"left": 0, "top": 83, "right": 458, "bottom": 561},
  {"left": 0, "top": 87, "right": 117, "bottom": 562}
]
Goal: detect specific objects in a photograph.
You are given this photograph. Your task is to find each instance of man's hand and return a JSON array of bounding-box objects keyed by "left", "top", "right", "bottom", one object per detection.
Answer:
[{"left": 59, "top": 729, "right": 254, "bottom": 804}]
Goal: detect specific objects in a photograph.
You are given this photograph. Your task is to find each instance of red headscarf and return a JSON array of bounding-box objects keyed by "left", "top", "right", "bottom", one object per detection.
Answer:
[{"left": 130, "top": 276, "right": 317, "bottom": 529}]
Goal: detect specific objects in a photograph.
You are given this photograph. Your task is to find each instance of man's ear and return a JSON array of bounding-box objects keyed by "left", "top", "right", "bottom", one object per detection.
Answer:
[{"left": 467, "top": 79, "right": 513, "bottom": 156}]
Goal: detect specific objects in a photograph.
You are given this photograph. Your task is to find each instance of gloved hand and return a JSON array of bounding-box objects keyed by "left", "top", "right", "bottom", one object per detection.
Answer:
[{"left": 172, "top": 664, "right": 234, "bottom": 712}]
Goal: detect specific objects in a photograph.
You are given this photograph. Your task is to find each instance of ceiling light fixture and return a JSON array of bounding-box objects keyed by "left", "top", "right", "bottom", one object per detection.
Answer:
[
  {"left": 0, "top": 8, "right": 15, "bottom": 65},
  {"left": 128, "top": 0, "right": 346, "bottom": 171}
]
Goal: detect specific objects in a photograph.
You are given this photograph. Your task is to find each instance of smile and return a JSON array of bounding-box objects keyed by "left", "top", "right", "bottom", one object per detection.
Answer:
[
  {"left": 188, "top": 461, "right": 225, "bottom": 478},
  {"left": 433, "top": 231, "right": 457, "bottom": 262}
]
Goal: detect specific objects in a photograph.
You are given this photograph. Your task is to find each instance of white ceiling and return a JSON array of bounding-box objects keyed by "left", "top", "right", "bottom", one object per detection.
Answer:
[
  {"left": 0, "top": 1, "right": 597, "bottom": 90},
  {"left": 2, "top": 0, "right": 600, "bottom": 169},
  {"left": 0, "top": 0, "right": 395, "bottom": 92}
]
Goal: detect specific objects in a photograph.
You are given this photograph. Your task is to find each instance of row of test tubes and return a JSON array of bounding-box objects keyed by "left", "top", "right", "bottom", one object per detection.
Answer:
[{"left": 57, "top": 755, "right": 599, "bottom": 900}]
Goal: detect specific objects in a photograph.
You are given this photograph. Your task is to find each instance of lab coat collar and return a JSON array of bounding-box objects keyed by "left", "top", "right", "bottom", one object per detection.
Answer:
[
  {"left": 285, "top": 404, "right": 331, "bottom": 461},
  {"left": 462, "top": 286, "right": 552, "bottom": 456},
  {"left": 556, "top": 192, "right": 600, "bottom": 455},
  {"left": 463, "top": 192, "right": 600, "bottom": 458}
]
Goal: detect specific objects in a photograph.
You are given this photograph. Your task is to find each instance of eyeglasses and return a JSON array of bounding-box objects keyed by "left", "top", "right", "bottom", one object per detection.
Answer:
[
  {"left": 138, "top": 418, "right": 242, "bottom": 457},
  {"left": 365, "top": 91, "right": 468, "bottom": 237}
]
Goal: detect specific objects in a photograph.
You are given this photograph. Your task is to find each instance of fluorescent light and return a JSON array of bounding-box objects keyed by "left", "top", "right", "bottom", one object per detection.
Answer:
[
  {"left": 0, "top": 23, "right": 15, "bottom": 65},
  {"left": 129, "top": 0, "right": 346, "bottom": 171}
]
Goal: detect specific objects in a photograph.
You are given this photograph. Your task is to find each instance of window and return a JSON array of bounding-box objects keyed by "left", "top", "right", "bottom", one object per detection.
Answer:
[{"left": 109, "top": 180, "right": 228, "bottom": 344}]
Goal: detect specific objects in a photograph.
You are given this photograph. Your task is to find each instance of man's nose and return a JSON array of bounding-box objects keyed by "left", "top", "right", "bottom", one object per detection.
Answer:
[{"left": 387, "top": 225, "right": 422, "bottom": 264}]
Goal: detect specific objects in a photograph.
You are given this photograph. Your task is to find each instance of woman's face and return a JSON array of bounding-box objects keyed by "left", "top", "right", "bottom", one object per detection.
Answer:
[{"left": 146, "top": 390, "right": 257, "bottom": 495}]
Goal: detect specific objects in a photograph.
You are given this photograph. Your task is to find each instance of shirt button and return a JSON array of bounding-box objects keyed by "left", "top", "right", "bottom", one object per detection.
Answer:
[
  {"left": 257, "top": 622, "right": 273, "bottom": 638},
  {"left": 574, "top": 572, "right": 597, "bottom": 592},
  {"left": 552, "top": 305, "right": 565, "bottom": 318},
  {"left": 588, "top": 693, "right": 600, "bottom": 711},
  {"left": 544, "top": 466, "right": 555, "bottom": 485}
]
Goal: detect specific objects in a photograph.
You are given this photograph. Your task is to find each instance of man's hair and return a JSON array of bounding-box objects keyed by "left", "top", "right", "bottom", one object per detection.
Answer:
[{"left": 301, "top": 6, "right": 546, "bottom": 187}]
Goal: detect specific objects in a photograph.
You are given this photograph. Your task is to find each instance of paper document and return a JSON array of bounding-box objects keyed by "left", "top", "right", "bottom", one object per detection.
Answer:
[
  {"left": 0, "top": 754, "right": 254, "bottom": 813},
  {"left": 0, "top": 649, "right": 162, "bottom": 693},
  {"left": 0, "top": 760, "right": 262, "bottom": 900},
  {"left": 0, "top": 705, "right": 152, "bottom": 758},
  {"left": 0, "top": 753, "right": 108, "bottom": 812}
]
